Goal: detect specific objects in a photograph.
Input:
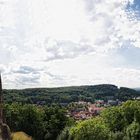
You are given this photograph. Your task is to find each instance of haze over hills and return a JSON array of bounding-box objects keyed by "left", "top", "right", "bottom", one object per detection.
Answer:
[
  {"left": 3, "top": 84, "right": 140, "bottom": 105},
  {"left": 134, "top": 88, "right": 140, "bottom": 91}
]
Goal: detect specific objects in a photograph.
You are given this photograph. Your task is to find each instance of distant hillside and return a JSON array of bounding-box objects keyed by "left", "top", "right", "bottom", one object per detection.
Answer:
[
  {"left": 3, "top": 84, "right": 140, "bottom": 104},
  {"left": 134, "top": 88, "right": 140, "bottom": 91}
]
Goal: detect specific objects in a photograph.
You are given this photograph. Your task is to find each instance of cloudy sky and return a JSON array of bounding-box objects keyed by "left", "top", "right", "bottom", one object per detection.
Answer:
[{"left": 0, "top": 0, "right": 140, "bottom": 89}]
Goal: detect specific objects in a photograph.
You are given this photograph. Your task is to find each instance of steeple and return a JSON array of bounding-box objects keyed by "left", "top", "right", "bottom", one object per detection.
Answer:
[{"left": 0, "top": 73, "right": 3, "bottom": 124}]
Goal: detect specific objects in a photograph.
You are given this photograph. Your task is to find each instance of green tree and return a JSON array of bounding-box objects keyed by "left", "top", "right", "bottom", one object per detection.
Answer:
[
  {"left": 125, "top": 121, "right": 140, "bottom": 140},
  {"left": 69, "top": 117, "right": 109, "bottom": 140},
  {"left": 101, "top": 106, "right": 125, "bottom": 132},
  {"left": 4, "top": 103, "right": 23, "bottom": 131},
  {"left": 57, "top": 127, "right": 71, "bottom": 140},
  {"left": 4, "top": 103, "right": 45, "bottom": 140},
  {"left": 121, "top": 101, "right": 140, "bottom": 125},
  {"left": 43, "top": 106, "right": 69, "bottom": 140},
  {"left": 20, "top": 105, "right": 44, "bottom": 140},
  {"left": 109, "top": 131, "right": 124, "bottom": 140}
]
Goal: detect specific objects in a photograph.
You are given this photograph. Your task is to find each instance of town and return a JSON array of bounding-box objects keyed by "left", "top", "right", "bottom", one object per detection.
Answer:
[{"left": 67, "top": 99, "right": 122, "bottom": 120}]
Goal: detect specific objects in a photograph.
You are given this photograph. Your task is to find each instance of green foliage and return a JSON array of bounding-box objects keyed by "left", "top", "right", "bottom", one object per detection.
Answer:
[
  {"left": 3, "top": 84, "right": 139, "bottom": 104},
  {"left": 20, "top": 105, "right": 44, "bottom": 140},
  {"left": 57, "top": 127, "right": 70, "bottom": 140},
  {"left": 125, "top": 121, "right": 140, "bottom": 140},
  {"left": 58, "top": 100, "right": 140, "bottom": 140},
  {"left": 43, "top": 106, "right": 69, "bottom": 140},
  {"left": 101, "top": 100, "right": 140, "bottom": 133},
  {"left": 4, "top": 104, "right": 44, "bottom": 139},
  {"left": 101, "top": 106, "right": 125, "bottom": 131},
  {"left": 4, "top": 103, "right": 23, "bottom": 131},
  {"left": 121, "top": 100, "right": 140, "bottom": 125},
  {"left": 109, "top": 131, "right": 124, "bottom": 140},
  {"left": 3, "top": 98, "right": 140, "bottom": 140},
  {"left": 117, "top": 87, "right": 138, "bottom": 101},
  {"left": 4, "top": 104, "right": 71, "bottom": 140},
  {"left": 69, "top": 117, "right": 109, "bottom": 140}
]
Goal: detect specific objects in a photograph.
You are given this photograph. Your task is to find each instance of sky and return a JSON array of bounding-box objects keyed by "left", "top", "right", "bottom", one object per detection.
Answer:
[{"left": 0, "top": 0, "right": 140, "bottom": 89}]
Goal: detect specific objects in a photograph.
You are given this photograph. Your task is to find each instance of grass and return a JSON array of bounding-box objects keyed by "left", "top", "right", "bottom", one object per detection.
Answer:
[{"left": 11, "top": 132, "right": 32, "bottom": 140}]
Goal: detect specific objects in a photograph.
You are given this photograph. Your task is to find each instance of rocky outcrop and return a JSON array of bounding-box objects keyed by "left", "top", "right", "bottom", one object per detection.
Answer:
[{"left": 0, "top": 123, "right": 11, "bottom": 140}]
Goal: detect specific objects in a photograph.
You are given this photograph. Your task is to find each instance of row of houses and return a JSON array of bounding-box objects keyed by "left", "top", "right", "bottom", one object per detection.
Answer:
[{"left": 68, "top": 99, "right": 122, "bottom": 120}]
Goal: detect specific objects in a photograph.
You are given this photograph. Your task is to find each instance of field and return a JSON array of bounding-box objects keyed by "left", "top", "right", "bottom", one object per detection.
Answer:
[{"left": 11, "top": 132, "right": 32, "bottom": 140}]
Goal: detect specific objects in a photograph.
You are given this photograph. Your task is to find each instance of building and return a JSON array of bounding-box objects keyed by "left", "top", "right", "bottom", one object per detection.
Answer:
[{"left": 88, "top": 104, "right": 104, "bottom": 115}]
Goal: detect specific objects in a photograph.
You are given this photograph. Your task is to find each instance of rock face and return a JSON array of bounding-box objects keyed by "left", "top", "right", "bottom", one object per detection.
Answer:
[
  {"left": 0, "top": 74, "right": 3, "bottom": 126},
  {"left": 0, "top": 74, "right": 11, "bottom": 140},
  {"left": 0, "top": 124, "right": 11, "bottom": 140}
]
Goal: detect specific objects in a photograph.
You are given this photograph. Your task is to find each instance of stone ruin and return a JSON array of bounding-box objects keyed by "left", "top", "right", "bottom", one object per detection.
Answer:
[{"left": 0, "top": 74, "right": 11, "bottom": 140}]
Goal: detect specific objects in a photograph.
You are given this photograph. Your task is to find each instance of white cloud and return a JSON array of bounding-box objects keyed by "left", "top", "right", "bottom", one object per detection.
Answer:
[
  {"left": 0, "top": 0, "right": 140, "bottom": 88},
  {"left": 44, "top": 38, "right": 95, "bottom": 61}
]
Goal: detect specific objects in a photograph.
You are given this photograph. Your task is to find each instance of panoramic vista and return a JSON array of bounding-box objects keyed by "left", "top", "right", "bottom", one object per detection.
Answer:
[{"left": 0, "top": 0, "right": 140, "bottom": 140}]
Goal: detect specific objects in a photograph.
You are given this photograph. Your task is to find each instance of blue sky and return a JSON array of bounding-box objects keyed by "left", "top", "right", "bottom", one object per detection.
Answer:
[
  {"left": 127, "top": 0, "right": 140, "bottom": 17},
  {"left": 0, "top": 0, "right": 140, "bottom": 89},
  {"left": 127, "top": 0, "right": 140, "bottom": 11}
]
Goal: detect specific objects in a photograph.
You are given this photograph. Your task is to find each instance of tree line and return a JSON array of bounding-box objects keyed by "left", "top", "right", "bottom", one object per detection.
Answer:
[
  {"left": 3, "top": 84, "right": 139, "bottom": 104},
  {"left": 3, "top": 100, "right": 140, "bottom": 140}
]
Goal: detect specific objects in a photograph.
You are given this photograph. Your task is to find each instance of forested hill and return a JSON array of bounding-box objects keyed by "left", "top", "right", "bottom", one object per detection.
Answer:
[
  {"left": 3, "top": 84, "right": 140, "bottom": 104},
  {"left": 134, "top": 88, "right": 140, "bottom": 91}
]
